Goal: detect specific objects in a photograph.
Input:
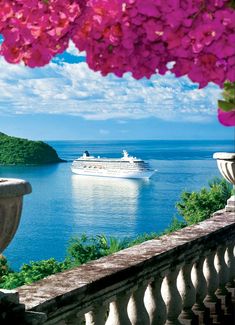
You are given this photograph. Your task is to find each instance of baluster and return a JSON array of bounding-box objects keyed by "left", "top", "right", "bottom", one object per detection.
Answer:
[
  {"left": 105, "top": 291, "right": 131, "bottom": 325},
  {"left": 225, "top": 242, "right": 235, "bottom": 301},
  {"left": 128, "top": 283, "right": 150, "bottom": 325},
  {"left": 178, "top": 260, "right": 198, "bottom": 325},
  {"left": 65, "top": 313, "right": 85, "bottom": 325},
  {"left": 163, "top": 267, "right": 182, "bottom": 325},
  {"left": 144, "top": 274, "right": 167, "bottom": 325},
  {"left": 85, "top": 304, "right": 107, "bottom": 325},
  {"left": 203, "top": 250, "right": 223, "bottom": 324},
  {"left": 215, "top": 245, "right": 233, "bottom": 323},
  {"left": 192, "top": 256, "right": 211, "bottom": 325}
]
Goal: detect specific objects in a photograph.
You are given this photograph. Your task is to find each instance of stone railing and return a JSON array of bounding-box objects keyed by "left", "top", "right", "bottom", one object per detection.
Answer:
[{"left": 10, "top": 209, "right": 234, "bottom": 325}]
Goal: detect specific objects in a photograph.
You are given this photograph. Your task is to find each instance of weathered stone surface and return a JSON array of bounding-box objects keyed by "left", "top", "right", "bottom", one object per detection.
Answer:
[
  {"left": 0, "top": 178, "right": 32, "bottom": 198},
  {"left": 0, "top": 196, "right": 23, "bottom": 253}
]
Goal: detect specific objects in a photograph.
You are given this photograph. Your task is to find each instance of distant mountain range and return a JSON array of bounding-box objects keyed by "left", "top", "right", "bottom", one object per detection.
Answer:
[{"left": 0, "top": 132, "right": 65, "bottom": 165}]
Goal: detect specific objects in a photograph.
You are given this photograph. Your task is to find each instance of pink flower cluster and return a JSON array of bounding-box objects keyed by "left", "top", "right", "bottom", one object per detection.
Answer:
[
  {"left": 0, "top": 0, "right": 235, "bottom": 125},
  {"left": 0, "top": 0, "right": 234, "bottom": 86},
  {"left": 0, "top": 0, "right": 81, "bottom": 67},
  {"left": 218, "top": 108, "right": 235, "bottom": 126},
  {"left": 71, "top": 0, "right": 235, "bottom": 88}
]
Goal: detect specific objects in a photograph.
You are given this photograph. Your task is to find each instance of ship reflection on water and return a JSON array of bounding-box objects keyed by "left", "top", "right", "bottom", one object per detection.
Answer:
[{"left": 71, "top": 175, "right": 149, "bottom": 236}]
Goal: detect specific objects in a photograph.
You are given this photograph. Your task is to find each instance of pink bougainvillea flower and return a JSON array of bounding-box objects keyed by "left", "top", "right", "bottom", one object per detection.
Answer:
[
  {"left": 135, "top": 0, "right": 160, "bottom": 17},
  {"left": 0, "top": 0, "right": 234, "bottom": 92},
  {"left": 0, "top": 0, "right": 81, "bottom": 66},
  {"left": 70, "top": 0, "right": 235, "bottom": 87},
  {"left": 0, "top": 42, "right": 23, "bottom": 63},
  {"left": 188, "top": 23, "right": 221, "bottom": 53},
  {"left": 0, "top": 1, "right": 13, "bottom": 30},
  {"left": 187, "top": 53, "right": 226, "bottom": 88},
  {"left": 0, "top": 0, "right": 234, "bottom": 127},
  {"left": 218, "top": 108, "right": 235, "bottom": 126}
]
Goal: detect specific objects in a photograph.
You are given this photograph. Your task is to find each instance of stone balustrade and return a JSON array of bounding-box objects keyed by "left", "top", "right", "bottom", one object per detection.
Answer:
[{"left": 9, "top": 210, "right": 235, "bottom": 324}]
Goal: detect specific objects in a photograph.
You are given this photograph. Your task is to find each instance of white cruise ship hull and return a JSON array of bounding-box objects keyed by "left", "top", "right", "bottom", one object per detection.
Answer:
[{"left": 71, "top": 167, "right": 155, "bottom": 179}]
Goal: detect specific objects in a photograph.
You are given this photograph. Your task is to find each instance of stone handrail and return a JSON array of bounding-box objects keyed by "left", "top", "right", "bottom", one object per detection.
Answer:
[{"left": 11, "top": 210, "right": 235, "bottom": 324}]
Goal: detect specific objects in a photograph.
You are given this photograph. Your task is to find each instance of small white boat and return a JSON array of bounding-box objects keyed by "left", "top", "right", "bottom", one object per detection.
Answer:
[{"left": 71, "top": 150, "right": 156, "bottom": 179}]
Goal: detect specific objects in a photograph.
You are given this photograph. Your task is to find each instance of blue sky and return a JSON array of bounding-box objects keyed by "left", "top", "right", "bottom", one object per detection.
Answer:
[{"left": 0, "top": 41, "right": 234, "bottom": 140}]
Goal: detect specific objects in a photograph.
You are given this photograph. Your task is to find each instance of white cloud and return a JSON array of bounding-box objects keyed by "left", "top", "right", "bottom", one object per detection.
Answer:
[
  {"left": 66, "top": 40, "right": 85, "bottom": 57},
  {"left": 0, "top": 57, "right": 221, "bottom": 122}
]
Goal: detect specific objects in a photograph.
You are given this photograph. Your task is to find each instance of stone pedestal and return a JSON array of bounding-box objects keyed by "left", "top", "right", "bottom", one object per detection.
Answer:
[
  {"left": 0, "top": 178, "right": 32, "bottom": 323},
  {"left": 225, "top": 195, "right": 235, "bottom": 212},
  {"left": 0, "top": 178, "right": 32, "bottom": 253},
  {"left": 213, "top": 152, "right": 235, "bottom": 212}
]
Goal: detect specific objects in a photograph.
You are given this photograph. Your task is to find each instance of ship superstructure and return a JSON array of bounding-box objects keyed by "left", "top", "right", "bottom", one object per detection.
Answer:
[{"left": 71, "top": 150, "right": 155, "bottom": 179}]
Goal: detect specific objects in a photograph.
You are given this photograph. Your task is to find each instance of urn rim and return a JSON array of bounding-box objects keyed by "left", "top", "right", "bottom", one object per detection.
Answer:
[
  {"left": 213, "top": 152, "right": 235, "bottom": 161},
  {"left": 0, "top": 178, "right": 32, "bottom": 198}
]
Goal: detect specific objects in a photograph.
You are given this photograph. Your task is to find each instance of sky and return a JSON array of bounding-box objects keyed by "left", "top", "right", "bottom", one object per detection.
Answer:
[{"left": 0, "top": 41, "right": 234, "bottom": 140}]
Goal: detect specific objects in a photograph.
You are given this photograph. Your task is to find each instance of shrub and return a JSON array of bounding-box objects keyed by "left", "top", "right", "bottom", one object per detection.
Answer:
[
  {"left": 0, "top": 259, "right": 65, "bottom": 289},
  {"left": 176, "top": 178, "right": 232, "bottom": 225},
  {"left": 163, "top": 216, "right": 186, "bottom": 234},
  {"left": 65, "top": 234, "right": 109, "bottom": 266},
  {"left": 65, "top": 234, "right": 129, "bottom": 267}
]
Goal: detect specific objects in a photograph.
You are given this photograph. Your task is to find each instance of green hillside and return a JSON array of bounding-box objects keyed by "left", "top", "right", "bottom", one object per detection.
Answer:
[{"left": 0, "top": 132, "right": 64, "bottom": 165}]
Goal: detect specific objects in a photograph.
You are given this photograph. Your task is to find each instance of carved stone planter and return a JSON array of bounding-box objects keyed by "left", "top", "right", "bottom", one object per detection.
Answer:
[
  {"left": 213, "top": 152, "right": 235, "bottom": 212},
  {"left": 0, "top": 178, "right": 32, "bottom": 253}
]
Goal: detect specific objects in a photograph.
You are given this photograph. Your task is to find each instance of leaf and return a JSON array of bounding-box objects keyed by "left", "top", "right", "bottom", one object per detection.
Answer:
[
  {"left": 229, "top": 0, "right": 235, "bottom": 9},
  {"left": 218, "top": 100, "right": 235, "bottom": 112}
]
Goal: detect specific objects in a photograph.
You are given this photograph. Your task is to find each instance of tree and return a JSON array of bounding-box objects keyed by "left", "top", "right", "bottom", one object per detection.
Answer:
[{"left": 176, "top": 178, "right": 232, "bottom": 224}]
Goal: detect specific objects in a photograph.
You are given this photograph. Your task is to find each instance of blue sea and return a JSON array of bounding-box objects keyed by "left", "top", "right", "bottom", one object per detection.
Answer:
[{"left": 1, "top": 140, "right": 234, "bottom": 270}]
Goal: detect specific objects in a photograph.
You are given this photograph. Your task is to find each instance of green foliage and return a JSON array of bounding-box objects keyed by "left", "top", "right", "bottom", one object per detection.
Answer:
[
  {"left": 218, "top": 81, "right": 235, "bottom": 112},
  {"left": 66, "top": 234, "right": 108, "bottom": 266},
  {"left": 0, "top": 259, "right": 65, "bottom": 289},
  {"left": 229, "top": 0, "right": 235, "bottom": 9},
  {"left": 163, "top": 216, "right": 186, "bottom": 234},
  {"left": 65, "top": 234, "right": 128, "bottom": 266},
  {"left": 100, "top": 236, "right": 129, "bottom": 255},
  {"left": 127, "top": 232, "right": 158, "bottom": 246},
  {"left": 0, "top": 132, "right": 63, "bottom": 165},
  {"left": 176, "top": 178, "right": 232, "bottom": 225}
]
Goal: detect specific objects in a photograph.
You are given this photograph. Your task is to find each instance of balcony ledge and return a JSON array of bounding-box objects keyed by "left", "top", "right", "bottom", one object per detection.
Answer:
[{"left": 11, "top": 209, "right": 234, "bottom": 325}]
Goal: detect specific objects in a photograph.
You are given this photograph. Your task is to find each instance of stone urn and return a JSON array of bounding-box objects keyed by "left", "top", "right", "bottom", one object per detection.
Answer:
[
  {"left": 0, "top": 178, "right": 32, "bottom": 253},
  {"left": 213, "top": 152, "right": 235, "bottom": 212}
]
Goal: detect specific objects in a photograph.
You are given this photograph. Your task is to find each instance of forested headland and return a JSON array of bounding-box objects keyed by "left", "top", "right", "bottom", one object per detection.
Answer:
[{"left": 0, "top": 132, "right": 64, "bottom": 165}]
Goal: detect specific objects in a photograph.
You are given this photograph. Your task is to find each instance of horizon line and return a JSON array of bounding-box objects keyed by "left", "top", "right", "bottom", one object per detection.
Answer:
[{"left": 44, "top": 138, "right": 234, "bottom": 142}]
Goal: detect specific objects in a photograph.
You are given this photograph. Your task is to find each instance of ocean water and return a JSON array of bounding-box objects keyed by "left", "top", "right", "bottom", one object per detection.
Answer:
[{"left": 1, "top": 140, "right": 234, "bottom": 270}]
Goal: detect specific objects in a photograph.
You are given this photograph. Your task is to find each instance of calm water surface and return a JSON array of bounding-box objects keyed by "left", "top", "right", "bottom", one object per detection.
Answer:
[{"left": 1, "top": 140, "right": 234, "bottom": 269}]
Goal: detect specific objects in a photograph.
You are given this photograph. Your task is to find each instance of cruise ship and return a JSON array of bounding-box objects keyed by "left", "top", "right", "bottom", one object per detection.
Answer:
[{"left": 71, "top": 150, "right": 155, "bottom": 179}]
